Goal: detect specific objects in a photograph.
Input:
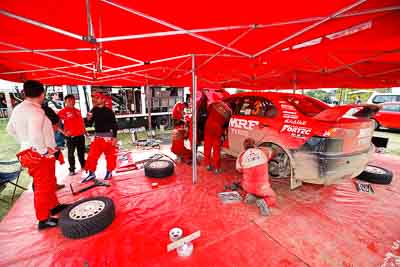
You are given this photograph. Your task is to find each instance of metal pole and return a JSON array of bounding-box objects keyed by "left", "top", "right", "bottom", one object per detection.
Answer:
[
  {"left": 146, "top": 82, "right": 152, "bottom": 131},
  {"left": 191, "top": 54, "right": 198, "bottom": 184}
]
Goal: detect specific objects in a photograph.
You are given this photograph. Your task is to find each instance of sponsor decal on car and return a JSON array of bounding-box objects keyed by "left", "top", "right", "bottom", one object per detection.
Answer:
[
  {"left": 229, "top": 118, "right": 259, "bottom": 130},
  {"left": 280, "top": 104, "right": 296, "bottom": 111},
  {"left": 284, "top": 119, "right": 307, "bottom": 125},
  {"left": 282, "top": 114, "right": 299, "bottom": 119},
  {"left": 281, "top": 124, "right": 312, "bottom": 136},
  {"left": 282, "top": 110, "right": 297, "bottom": 115}
]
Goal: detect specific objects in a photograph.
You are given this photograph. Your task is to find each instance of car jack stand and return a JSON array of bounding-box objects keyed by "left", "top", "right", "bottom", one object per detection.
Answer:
[{"left": 70, "top": 179, "right": 110, "bottom": 196}]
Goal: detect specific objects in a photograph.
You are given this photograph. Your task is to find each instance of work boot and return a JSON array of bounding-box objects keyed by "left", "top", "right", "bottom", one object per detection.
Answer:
[
  {"left": 244, "top": 193, "right": 257, "bottom": 205},
  {"left": 104, "top": 171, "right": 112, "bottom": 180},
  {"left": 256, "top": 198, "right": 270, "bottom": 216},
  {"left": 82, "top": 172, "right": 96, "bottom": 183},
  {"left": 50, "top": 204, "right": 69, "bottom": 215},
  {"left": 206, "top": 165, "right": 213, "bottom": 171},
  {"left": 38, "top": 217, "right": 58, "bottom": 230}
]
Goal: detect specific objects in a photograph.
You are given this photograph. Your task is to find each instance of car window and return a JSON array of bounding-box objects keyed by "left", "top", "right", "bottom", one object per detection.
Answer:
[
  {"left": 231, "top": 97, "right": 277, "bottom": 118},
  {"left": 382, "top": 104, "right": 400, "bottom": 112},
  {"left": 372, "top": 95, "right": 397, "bottom": 104}
]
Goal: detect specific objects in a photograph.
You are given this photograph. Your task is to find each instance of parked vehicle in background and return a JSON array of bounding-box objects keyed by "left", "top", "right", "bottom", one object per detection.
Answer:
[
  {"left": 221, "top": 92, "right": 380, "bottom": 189},
  {"left": 372, "top": 102, "right": 400, "bottom": 130},
  {"left": 367, "top": 92, "right": 400, "bottom": 104}
]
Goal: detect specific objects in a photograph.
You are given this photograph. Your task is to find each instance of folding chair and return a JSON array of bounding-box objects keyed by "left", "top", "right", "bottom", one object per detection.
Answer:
[{"left": 0, "top": 160, "right": 26, "bottom": 204}]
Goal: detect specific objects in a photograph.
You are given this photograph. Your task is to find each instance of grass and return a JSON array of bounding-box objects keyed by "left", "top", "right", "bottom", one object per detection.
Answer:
[{"left": 0, "top": 119, "right": 32, "bottom": 221}]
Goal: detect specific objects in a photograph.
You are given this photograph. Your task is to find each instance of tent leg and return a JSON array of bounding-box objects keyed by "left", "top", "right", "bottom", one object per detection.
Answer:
[{"left": 192, "top": 54, "right": 198, "bottom": 184}]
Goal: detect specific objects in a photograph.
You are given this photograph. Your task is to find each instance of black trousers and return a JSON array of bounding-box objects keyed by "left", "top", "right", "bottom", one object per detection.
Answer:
[{"left": 66, "top": 135, "right": 86, "bottom": 172}]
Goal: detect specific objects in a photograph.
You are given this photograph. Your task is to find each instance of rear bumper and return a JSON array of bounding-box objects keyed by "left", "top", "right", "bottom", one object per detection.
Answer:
[{"left": 293, "top": 145, "right": 373, "bottom": 185}]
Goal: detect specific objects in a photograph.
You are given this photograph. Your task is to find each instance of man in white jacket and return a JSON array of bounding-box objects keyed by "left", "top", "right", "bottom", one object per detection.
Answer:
[{"left": 7, "top": 80, "right": 68, "bottom": 230}]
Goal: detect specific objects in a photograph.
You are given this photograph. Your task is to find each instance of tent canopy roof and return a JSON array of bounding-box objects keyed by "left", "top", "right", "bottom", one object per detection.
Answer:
[{"left": 0, "top": 0, "right": 399, "bottom": 88}]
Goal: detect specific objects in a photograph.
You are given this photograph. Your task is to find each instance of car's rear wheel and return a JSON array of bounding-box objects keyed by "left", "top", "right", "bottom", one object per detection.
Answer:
[{"left": 356, "top": 165, "right": 393, "bottom": 185}]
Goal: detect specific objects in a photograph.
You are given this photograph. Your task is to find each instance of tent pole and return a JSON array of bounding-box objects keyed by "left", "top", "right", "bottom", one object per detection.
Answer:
[
  {"left": 145, "top": 80, "right": 152, "bottom": 132},
  {"left": 191, "top": 54, "right": 198, "bottom": 184},
  {"left": 293, "top": 72, "right": 297, "bottom": 94}
]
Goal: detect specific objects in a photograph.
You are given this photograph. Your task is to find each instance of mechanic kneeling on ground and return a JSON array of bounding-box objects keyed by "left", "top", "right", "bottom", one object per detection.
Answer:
[
  {"left": 7, "top": 80, "right": 69, "bottom": 230},
  {"left": 171, "top": 120, "right": 192, "bottom": 163},
  {"left": 204, "top": 100, "right": 232, "bottom": 174},
  {"left": 236, "top": 138, "right": 277, "bottom": 216},
  {"left": 83, "top": 92, "right": 118, "bottom": 182},
  {"left": 172, "top": 101, "right": 188, "bottom": 127}
]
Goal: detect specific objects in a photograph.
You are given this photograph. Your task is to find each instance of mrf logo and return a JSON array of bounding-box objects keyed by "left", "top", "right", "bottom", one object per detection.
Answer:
[{"left": 229, "top": 118, "right": 259, "bottom": 130}]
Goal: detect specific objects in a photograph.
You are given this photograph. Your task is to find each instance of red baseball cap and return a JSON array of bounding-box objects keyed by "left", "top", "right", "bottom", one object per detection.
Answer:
[{"left": 92, "top": 92, "right": 105, "bottom": 99}]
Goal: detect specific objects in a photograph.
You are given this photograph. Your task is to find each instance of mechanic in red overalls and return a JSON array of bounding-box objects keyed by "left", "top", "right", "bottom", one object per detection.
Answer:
[
  {"left": 83, "top": 93, "right": 118, "bottom": 182},
  {"left": 236, "top": 138, "right": 277, "bottom": 216},
  {"left": 58, "top": 94, "right": 86, "bottom": 176},
  {"left": 7, "top": 80, "right": 68, "bottom": 230},
  {"left": 204, "top": 101, "right": 232, "bottom": 174},
  {"left": 172, "top": 101, "right": 188, "bottom": 126},
  {"left": 171, "top": 120, "right": 192, "bottom": 162}
]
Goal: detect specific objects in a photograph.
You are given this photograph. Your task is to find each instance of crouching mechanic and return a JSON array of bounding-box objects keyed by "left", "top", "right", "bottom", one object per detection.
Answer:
[
  {"left": 83, "top": 93, "right": 118, "bottom": 182},
  {"left": 236, "top": 138, "right": 277, "bottom": 216},
  {"left": 204, "top": 101, "right": 231, "bottom": 174},
  {"left": 171, "top": 120, "right": 192, "bottom": 163},
  {"left": 172, "top": 101, "right": 188, "bottom": 127},
  {"left": 7, "top": 80, "right": 68, "bottom": 230}
]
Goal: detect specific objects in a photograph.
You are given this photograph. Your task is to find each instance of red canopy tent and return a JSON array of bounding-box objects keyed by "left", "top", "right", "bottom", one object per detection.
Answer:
[{"left": 0, "top": 0, "right": 399, "bottom": 89}]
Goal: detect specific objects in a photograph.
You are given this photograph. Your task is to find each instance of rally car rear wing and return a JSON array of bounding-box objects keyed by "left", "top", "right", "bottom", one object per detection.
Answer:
[{"left": 313, "top": 104, "right": 380, "bottom": 122}]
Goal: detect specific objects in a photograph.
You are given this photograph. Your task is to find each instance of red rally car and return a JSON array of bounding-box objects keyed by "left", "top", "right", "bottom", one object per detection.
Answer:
[{"left": 222, "top": 92, "right": 380, "bottom": 189}]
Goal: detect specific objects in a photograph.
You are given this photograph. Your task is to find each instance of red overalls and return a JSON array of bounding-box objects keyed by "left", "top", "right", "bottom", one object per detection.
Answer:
[
  {"left": 171, "top": 125, "right": 192, "bottom": 160},
  {"left": 85, "top": 137, "right": 117, "bottom": 173},
  {"left": 17, "top": 149, "right": 60, "bottom": 221},
  {"left": 236, "top": 148, "right": 276, "bottom": 206},
  {"left": 203, "top": 102, "right": 231, "bottom": 169}
]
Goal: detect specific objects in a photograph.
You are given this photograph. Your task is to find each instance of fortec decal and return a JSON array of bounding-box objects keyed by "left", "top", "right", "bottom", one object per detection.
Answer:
[
  {"left": 229, "top": 118, "right": 259, "bottom": 130},
  {"left": 281, "top": 124, "right": 312, "bottom": 136}
]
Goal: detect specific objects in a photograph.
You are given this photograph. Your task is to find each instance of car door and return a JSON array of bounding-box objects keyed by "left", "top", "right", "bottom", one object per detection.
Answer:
[{"left": 227, "top": 96, "right": 279, "bottom": 155}]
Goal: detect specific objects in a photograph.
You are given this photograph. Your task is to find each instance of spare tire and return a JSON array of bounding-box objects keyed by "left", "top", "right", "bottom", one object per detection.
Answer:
[
  {"left": 356, "top": 165, "right": 393, "bottom": 185},
  {"left": 59, "top": 196, "right": 115, "bottom": 239},
  {"left": 144, "top": 160, "right": 174, "bottom": 178}
]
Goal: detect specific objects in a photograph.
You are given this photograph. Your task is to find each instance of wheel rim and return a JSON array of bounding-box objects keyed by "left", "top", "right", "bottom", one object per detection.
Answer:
[
  {"left": 365, "top": 166, "right": 386, "bottom": 175},
  {"left": 268, "top": 160, "right": 280, "bottom": 177},
  {"left": 69, "top": 200, "right": 105, "bottom": 220},
  {"left": 148, "top": 161, "right": 169, "bottom": 168}
]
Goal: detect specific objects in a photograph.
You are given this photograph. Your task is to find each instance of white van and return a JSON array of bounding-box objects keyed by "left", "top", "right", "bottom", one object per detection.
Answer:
[{"left": 367, "top": 92, "right": 400, "bottom": 104}]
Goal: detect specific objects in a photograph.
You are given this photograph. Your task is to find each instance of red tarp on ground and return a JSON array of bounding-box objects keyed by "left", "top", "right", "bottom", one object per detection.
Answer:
[
  {"left": 0, "top": 1, "right": 399, "bottom": 88},
  {"left": 0, "top": 151, "right": 399, "bottom": 266}
]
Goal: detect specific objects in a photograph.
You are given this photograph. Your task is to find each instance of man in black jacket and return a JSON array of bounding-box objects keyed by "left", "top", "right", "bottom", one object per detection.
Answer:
[{"left": 83, "top": 93, "right": 118, "bottom": 182}]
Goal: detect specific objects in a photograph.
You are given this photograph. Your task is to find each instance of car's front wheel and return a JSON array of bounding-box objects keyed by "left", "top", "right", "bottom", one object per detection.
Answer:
[{"left": 261, "top": 143, "right": 291, "bottom": 178}]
